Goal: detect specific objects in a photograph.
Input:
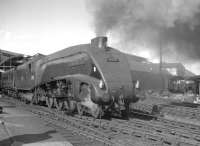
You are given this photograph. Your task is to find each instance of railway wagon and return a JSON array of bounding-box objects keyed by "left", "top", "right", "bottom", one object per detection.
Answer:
[
  {"left": 168, "top": 76, "right": 197, "bottom": 94},
  {"left": 1, "top": 68, "right": 15, "bottom": 92},
  {"left": 1, "top": 54, "right": 44, "bottom": 97},
  {"left": 1, "top": 37, "right": 135, "bottom": 118}
]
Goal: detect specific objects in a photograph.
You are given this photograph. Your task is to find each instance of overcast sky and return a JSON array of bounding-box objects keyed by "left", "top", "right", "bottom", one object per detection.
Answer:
[
  {"left": 0, "top": 0, "right": 95, "bottom": 55},
  {"left": 0, "top": 0, "right": 200, "bottom": 75}
]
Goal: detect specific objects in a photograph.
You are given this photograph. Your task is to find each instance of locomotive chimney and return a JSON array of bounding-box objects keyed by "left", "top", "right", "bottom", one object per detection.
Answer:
[{"left": 91, "top": 36, "right": 107, "bottom": 49}]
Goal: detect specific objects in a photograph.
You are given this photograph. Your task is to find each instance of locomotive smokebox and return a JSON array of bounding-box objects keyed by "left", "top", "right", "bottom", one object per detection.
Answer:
[{"left": 91, "top": 36, "right": 107, "bottom": 49}]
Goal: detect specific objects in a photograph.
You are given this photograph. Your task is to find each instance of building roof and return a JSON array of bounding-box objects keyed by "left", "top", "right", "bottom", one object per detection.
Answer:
[
  {"left": 126, "top": 54, "right": 195, "bottom": 77},
  {"left": 0, "top": 49, "right": 25, "bottom": 70},
  {"left": 0, "top": 49, "right": 23, "bottom": 61},
  {"left": 125, "top": 53, "right": 148, "bottom": 62}
]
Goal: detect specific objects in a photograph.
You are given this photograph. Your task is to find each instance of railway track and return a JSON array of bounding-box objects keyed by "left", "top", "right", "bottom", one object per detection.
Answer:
[
  {"left": 121, "top": 117, "right": 200, "bottom": 143},
  {"left": 129, "top": 110, "right": 200, "bottom": 135},
  {"left": 2, "top": 96, "right": 200, "bottom": 146},
  {"left": 132, "top": 96, "right": 200, "bottom": 124},
  {"left": 161, "top": 105, "right": 200, "bottom": 120},
  {"left": 28, "top": 108, "right": 200, "bottom": 146},
  {"left": 1, "top": 97, "right": 114, "bottom": 146},
  {"left": 83, "top": 115, "right": 200, "bottom": 146},
  {"left": 45, "top": 121, "right": 104, "bottom": 146}
]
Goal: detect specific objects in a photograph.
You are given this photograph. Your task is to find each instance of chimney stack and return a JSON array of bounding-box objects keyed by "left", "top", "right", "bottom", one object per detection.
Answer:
[{"left": 91, "top": 36, "right": 107, "bottom": 49}]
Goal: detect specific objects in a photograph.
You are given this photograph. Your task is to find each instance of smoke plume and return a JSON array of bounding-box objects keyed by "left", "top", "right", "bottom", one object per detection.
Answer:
[{"left": 86, "top": 0, "right": 200, "bottom": 74}]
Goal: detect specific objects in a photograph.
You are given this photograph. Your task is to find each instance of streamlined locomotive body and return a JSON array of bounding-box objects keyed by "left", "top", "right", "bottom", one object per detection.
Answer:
[{"left": 1, "top": 37, "right": 135, "bottom": 117}]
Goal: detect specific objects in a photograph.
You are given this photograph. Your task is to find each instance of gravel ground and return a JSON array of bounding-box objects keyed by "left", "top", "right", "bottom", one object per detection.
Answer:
[{"left": 0, "top": 98, "right": 73, "bottom": 146}]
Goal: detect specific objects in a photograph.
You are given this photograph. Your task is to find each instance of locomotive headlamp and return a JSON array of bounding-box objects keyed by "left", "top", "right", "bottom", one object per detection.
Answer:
[
  {"left": 93, "top": 66, "right": 97, "bottom": 72},
  {"left": 99, "top": 80, "right": 105, "bottom": 89}
]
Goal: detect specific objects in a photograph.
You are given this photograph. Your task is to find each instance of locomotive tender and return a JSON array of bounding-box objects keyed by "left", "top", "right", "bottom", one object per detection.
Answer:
[{"left": 1, "top": 37, "right": 135, "bottom": 118}]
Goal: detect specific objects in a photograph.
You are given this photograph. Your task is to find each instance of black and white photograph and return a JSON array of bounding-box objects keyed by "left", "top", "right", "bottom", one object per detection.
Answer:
[{"left": 0, "top": 0, "right": 200, "bottom": 146}]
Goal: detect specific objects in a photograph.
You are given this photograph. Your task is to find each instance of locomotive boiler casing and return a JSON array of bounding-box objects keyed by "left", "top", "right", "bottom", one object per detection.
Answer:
[
  {"left": 90, "top": 39, "right": 134, "bottom": 104},
  {"left": 35, "top": 37, "right": 135, "bottom": 106}
]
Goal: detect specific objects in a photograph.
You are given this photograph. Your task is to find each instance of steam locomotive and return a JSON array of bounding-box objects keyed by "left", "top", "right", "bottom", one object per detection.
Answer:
[{"left": 1, "top": 37, "right": 135, "bottom": 118}]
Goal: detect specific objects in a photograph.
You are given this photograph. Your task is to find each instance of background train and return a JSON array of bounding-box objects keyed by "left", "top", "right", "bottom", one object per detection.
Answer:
[
  {"left": 168, "top": 76, "right": 200, "bottom": 95},
  {"left": 1, "top": 37, "right": 136, "bottom": 118}
]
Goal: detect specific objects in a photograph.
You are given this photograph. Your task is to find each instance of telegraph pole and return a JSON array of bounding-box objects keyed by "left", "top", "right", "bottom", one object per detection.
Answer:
[
  {"left": 0, "top": 48, "right": 1, "bottom": 90},
  {"left": 159, "top": 35, "right": 162, "bottom": 73},
  {"left": 159, "top": 28, "right": 165, "bottom": 92}
]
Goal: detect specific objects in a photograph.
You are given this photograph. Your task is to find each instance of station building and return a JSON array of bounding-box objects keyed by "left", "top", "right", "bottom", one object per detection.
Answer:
[{"left": 126, "top": 54, "right": 195, "bottom": 92}]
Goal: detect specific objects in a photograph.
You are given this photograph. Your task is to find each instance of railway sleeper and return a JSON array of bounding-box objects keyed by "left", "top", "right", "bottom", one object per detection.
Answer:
[{"left": 4, "top": 96, "right": 200, "bottom": 146}]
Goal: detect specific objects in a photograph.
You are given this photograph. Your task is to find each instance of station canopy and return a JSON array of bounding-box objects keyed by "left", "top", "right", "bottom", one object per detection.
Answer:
[{"left": 0, "top": 49, "right": 30, "bottom": 71}]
